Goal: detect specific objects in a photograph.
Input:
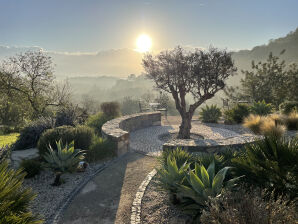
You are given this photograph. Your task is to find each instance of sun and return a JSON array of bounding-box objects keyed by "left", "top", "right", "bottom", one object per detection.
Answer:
[{"left": 136, "top": 34, "right": 152, "bottom": 52}]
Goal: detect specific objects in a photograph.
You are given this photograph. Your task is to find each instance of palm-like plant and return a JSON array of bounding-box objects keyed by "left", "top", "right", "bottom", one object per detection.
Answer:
[
  {"left": 0, "top": 162, "right": 43, "bottom": 224},
  {"left": 199, "top": 104, "right": 222, "bottom": 123},
  {"left": 178, "top": 161, "right": 241, "bottom": 217},
  {"left": 43, "top": 140, "right": 85, "bottom": 186},
  {"left": 232, "top": 136, "right": 298, "bottom": 198}
]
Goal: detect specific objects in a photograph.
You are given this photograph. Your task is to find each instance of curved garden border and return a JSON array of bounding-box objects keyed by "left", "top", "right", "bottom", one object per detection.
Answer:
[
  {"left": 131, "top": 169, "right": 157, "bottom": 224},
  {"left": 102, "top": 112, "right": 161, "bottom": 156},
  {"left": 163, "top": 137, "right": 257, "bottom": 153}
]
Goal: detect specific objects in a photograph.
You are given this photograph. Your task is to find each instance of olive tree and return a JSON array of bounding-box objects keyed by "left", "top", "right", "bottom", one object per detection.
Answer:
[{"left": 143, "top": 47, "right": 236, "bottom": 139}]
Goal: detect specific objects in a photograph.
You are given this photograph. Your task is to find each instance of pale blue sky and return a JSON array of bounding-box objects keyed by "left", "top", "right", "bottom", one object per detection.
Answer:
[{"left": 0, "top": 0, "right": 297, "bottom": 52}]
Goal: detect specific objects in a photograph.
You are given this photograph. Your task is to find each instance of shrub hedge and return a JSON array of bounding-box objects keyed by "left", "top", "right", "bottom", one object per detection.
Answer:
[
  {"left": 85, "top": 137, "right": 116, "bottom": 162},
  {"left": 13, "top": 117, "right": 54, "bottom": 150},
  {"left": 37, "top": 125, "right": 94, "bottom": 156},
  {"left": 86, "top": 112, "right": 112, "bottom": 136}
]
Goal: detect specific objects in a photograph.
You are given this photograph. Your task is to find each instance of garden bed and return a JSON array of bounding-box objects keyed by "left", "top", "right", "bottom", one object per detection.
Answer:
[
  {"left": 141, "top": 177, "right": 191, "bottom": 224},
  {"left": 23, "top": 161, "right": 106, "bottom": 223}
]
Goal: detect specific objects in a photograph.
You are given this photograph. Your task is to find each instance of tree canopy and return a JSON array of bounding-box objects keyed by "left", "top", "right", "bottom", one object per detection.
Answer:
[
  {"left": 143, "top": 46, "right": 236, "bottom": 138},
  {"left": 225, "top": 51, "right": 298, "bottom": 108},
  {"left": 0, "top": 51, "right": 70, "bottom": 123}
]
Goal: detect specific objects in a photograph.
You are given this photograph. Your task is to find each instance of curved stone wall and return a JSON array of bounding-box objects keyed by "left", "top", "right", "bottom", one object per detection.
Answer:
[
  {"left": 163, "top": 140, "right": 254, "bottom": 154},
  {"left": 102, "top": 112, "right": 161, "bottom": 156}
]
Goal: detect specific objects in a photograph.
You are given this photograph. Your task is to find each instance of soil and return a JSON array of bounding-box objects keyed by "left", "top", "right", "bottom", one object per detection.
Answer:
[{"left": 141, "top": 177, "right": 191, "bottom": 224}]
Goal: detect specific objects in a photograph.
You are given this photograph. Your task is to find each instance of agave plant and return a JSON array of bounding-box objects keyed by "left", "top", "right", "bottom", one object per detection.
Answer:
[
  {"left": 159, "top": 148, "right": 193, "bottom": 170},
  {"left": 157, "top": 156, "right": 190, "bottom": 196},
  {"left": 177, "top": 161, "right": 241, "bottom": 217},
  {"left": 43, "top": 140, "right": 85, "bottom": 186}
]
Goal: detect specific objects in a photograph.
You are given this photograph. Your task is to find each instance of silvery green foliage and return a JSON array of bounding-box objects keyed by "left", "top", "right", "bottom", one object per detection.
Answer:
[
  {"left": 43, "top": 140, "right": 85, "bottom": 173},
  {"left": 178, "top": 161, "right": 241, "bottom": 207}
]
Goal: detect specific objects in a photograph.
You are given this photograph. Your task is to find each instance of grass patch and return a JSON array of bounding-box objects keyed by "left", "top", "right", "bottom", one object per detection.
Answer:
[{"left": 0, "top": 133, "right": 19, "bottom": 147}]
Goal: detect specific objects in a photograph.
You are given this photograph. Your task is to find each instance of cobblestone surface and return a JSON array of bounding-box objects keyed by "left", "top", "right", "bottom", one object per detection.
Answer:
[
  {"left": 130, "top": 126, "right": 174, "bottom": 156},
  {"left": 131, "top": 169, "right": 157, "bottom": 224},
  {"left": 130, "top": 123, "right": 256, "bottom": 156}
]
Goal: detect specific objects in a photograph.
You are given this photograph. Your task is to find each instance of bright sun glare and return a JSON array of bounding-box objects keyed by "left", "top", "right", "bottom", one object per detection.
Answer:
[{"left": 136, "top": 34, "right": 152, "bottom": 52}]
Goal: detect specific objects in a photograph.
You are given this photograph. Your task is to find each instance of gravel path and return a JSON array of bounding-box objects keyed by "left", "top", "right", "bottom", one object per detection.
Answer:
[{"left": 57, "top": 152, "right": 157, "bottom": 224}]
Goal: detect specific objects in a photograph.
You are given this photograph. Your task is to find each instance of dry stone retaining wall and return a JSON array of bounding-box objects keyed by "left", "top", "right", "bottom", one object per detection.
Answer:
[{"left": 102, "top": 112, "right": 161, "bottom": 156}]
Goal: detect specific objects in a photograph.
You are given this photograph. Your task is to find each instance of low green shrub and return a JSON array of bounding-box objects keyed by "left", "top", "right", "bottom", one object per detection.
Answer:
[
  {"left": 86, "top": 112, "right": 111, "bottom": 136},
  {"left": 223, "top": 109, "right": 236, "bottom": 124},
  {"left": 0, "top": 162, "right": 43, "bottom": 224},
  {"left": 232, "top": 136, "right": 298, "bottom": 198},
  {"left": 55, "top": 105, "right": 89, "bottom": 127},
  {"left": 13, "top": 117, "right": 54, "bottom": 150},
  {"left": 100, "top": 101, "right": 121, "bottom": 117},
  {"left": 250, "top": 100, "right": 272, "bottom": 115},
  {"left": 279, "top": 101, "right": 298, "bottom": 114},
  {"left": 38, "top": 125, "right": 94, "bottom": 156},
  {"left": 200, "top": 188, "right": 298, "bottom": 224},
  {"left": 85, "top": 137, "right": 116, "bottom": 162},
  {"left": 199, "top": 105, "right": 222, "bottom": 123},
  {"left": 224, "top": 104, "right": 250, "bottom": 124},
  {"left": 43, "top": 140, "right": 85, "bottom": 186},
  {"left": 20, "top": 159, "right": 42, "bottom": 178},
  {"left": 55, "top": 106, "right": 78, "bottom": 127}
]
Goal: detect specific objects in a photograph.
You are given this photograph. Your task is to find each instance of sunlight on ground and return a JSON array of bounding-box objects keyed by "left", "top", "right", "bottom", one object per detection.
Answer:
[{"left": 0, "top": 133, "right": 19, "bottom": 147}]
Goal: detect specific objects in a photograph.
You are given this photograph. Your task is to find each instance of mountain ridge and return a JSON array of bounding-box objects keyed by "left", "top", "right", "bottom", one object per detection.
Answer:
[{"left": 0, "top": 27, "right": 297, "bottom": 78}]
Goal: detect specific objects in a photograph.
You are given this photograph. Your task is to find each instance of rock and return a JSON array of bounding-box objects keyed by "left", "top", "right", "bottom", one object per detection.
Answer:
[{"left": 11, "top": 148, "right": 39, "bottom": 168}]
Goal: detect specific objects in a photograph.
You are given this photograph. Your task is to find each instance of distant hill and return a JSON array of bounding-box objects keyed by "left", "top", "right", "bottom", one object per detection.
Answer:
[
  {"left": 67, "top": 76, "right": 120, "bottom": 96},
  {"left": 51, "top": 49, "right": 143, "bottom": 78},
  {"left": 230, "top": 28, "right": 298, "bottom": 84},
  {"left": 0, "top": 47, "right": 143, "bottom": 78},
  {"left": 0, "top": 28, "right": 297, "bottom": 82}
]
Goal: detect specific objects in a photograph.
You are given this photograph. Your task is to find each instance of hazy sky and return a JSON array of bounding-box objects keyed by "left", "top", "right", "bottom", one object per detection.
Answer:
[{"left": 0, "top": 0, "right": 297, "bottom": 52}]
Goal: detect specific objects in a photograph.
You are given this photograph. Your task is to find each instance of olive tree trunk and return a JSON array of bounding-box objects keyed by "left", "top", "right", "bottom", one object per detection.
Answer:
[{"left": 177, "top": 112, "right": 193, "bottom": 139}]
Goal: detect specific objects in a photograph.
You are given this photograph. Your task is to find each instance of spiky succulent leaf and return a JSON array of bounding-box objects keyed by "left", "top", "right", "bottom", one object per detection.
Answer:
[
  {"left": 200, "top": 165, "right": 210, "bottom": 187},
  {"left": 43, "top": 139, "right": 85, "bottom": 173},
  {"left": 212, "top": 167, "right": 231, "bottom": 195},
  {"left": 207, "top": 161, "right": 215, "bottom": 186},
  {"left": 189, "top": 170, "right": 205, "bottom": 194}
]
